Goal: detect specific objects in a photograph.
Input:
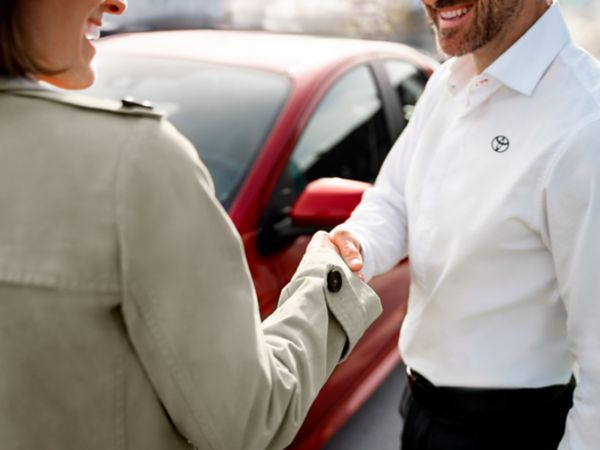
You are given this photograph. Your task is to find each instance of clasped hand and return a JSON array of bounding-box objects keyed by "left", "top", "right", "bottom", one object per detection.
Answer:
[{"left": 307, "top": 230, "right": 365, "bottom": 280}]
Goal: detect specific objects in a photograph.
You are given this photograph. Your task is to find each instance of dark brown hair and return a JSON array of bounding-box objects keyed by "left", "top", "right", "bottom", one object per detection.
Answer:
[{"left": 0, "top": 0, "right": 40, "bottom": 77}]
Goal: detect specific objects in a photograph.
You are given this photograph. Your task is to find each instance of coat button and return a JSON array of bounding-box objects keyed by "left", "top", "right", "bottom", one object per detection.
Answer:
[
  {"left": 327, "top": 269, "right": 343, "bottom": 293},
  {"left": 121, "top": 96, "right": 154, "bottom": 110}
]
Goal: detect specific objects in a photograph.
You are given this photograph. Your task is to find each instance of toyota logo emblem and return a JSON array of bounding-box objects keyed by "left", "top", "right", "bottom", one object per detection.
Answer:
[{"left": 491, "top": 135, "right": 510, "bottom": 153}]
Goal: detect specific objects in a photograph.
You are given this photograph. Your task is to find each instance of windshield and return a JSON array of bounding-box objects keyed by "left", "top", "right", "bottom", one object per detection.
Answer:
[{"left": 85, "top": 54, "right": 291, "bottom": 207}]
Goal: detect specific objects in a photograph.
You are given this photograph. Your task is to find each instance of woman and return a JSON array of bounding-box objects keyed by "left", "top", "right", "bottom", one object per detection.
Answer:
[{"left": 0, "top": 1, "right": 381, "bottom": 449}]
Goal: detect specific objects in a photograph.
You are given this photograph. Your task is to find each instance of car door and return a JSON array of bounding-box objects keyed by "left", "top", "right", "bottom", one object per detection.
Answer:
[
  {"left": 257, "top": 61, "right": 391, "bottom": 297},
  {"left": 253, "top": 62, "right": 395, "bottom": 447},
  {"left": 278, "top": 59, "right": 430, "bottom": 449}
]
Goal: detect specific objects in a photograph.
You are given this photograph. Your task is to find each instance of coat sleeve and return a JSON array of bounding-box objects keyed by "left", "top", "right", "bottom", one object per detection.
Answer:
[
  {"left": 543, "top": 115, "right": 600, "bottom": 450},
  {"left": 114, "top": 118, "right": 382, "bottom": 450}
]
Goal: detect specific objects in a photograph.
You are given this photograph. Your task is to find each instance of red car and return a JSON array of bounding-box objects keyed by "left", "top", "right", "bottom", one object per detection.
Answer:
[{"left": 86, "top": 30, "right": 438, "bottom": 449}]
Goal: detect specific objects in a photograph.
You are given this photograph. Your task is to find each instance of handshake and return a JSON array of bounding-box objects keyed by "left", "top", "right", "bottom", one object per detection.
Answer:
[{"left": 308, "top": 229, "right": 365, "bottom": 280}]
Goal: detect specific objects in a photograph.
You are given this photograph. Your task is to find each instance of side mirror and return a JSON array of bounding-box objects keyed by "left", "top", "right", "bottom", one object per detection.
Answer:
[
  {"left": 258, "top": 177, "right": 371, "bottom": 255},
  {"left": 290, "top": 177, "right": 371, "bottom": 228}
]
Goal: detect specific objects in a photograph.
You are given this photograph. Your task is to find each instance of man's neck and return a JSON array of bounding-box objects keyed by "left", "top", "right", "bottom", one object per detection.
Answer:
[{"left": 472, "top": 0, "right": 552, "bottom": 74}]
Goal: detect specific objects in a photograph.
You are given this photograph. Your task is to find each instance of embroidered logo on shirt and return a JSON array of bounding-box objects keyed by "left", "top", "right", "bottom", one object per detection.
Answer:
[{"left": 491, "top": 135, "right": 510, "bottom": 153}]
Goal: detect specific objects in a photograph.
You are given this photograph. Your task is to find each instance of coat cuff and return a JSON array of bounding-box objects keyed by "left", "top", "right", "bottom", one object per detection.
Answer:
[{"left": 289, "top": 248, "right": 382, "bottom": 361}]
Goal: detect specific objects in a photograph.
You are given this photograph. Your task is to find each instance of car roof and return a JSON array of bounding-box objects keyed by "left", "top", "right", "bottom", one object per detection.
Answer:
[{"left": 97, "top": 29, "right": 434, "bottom": 77}]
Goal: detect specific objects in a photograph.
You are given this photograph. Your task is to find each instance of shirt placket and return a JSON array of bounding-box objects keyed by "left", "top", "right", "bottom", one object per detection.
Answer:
[
  {"left": 410, "top": 93, "right": 464, "bottom": 292},
  {"left": 412, "top": 77, "right": 501, "bottom": 293},
  {"left": 462, "top": 75, "right": 502, "bottom": 114}
]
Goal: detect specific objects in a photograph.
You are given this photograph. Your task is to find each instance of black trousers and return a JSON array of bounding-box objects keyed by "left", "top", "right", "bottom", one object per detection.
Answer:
[{"left": 400, "top": 370, "right": 575, "bottom": 450}]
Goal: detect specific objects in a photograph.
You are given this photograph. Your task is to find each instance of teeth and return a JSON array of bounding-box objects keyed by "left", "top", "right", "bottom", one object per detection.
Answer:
[
  {"left": 440, "top": 7, "right": 470, "bottom": 20},
  {"left": 85, "top": 23, "right": 101, "bottom": 41}
]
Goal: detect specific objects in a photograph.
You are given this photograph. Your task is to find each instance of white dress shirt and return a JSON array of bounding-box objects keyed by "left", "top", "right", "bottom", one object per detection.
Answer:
[{"left": 340, "top": 3, "right": 600, "bottom": 448}]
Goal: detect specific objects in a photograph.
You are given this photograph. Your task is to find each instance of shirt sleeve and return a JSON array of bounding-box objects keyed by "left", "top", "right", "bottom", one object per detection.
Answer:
[
  {"left": 335, "top": 102, "right": 420, "bottom": 280},
  {"left": 543, "top": 115, "right": 600, "bottom": 450},
  {"left": 114, "top": 118, "right": 382, "bottom": 450}
]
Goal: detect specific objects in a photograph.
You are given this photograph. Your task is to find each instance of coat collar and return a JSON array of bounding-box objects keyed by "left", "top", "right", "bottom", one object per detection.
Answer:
[{"left": 0, "top": 76, "right": 48, "bottom": 93}]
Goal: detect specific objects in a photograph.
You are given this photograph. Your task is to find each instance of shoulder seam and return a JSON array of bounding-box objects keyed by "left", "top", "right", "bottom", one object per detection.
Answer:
[
  {"left": 557, "top": 46, "right": 600, "bottom": 111},
  {"left": 540, "top": 111, "right": 600, "bottom": 192},
  {"left": 8, "top": 90, "right": 164, "bottom": 120},
  {"left": 537, "top": 112, "right": 600, "bottom": 249}
]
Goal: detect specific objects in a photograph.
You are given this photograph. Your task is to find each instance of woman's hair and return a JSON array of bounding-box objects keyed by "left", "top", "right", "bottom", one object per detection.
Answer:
[{"left": 0, "top": 0, "right": 37, "bottom": 77}]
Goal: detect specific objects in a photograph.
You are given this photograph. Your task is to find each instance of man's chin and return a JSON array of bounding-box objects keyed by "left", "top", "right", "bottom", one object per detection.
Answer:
[
  {"left": 436, "top": 33, "right": 478, "bottom": 58},
  {"left": 436, "top": 38, "right": 462, "bottom": 58}
]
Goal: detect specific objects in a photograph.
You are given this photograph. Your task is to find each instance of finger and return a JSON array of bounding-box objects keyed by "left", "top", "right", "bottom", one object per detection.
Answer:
[
  {"left": 341, "top": 242, "right": 363, "bottom": 272},
  {"left": 331, "top": 231, "right": 363, "bottom": 272}
]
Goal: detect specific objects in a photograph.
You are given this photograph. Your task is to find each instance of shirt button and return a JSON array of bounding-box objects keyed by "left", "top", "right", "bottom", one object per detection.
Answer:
[{"left": 327, "top": 269, "right": 343, "bottom": 293}]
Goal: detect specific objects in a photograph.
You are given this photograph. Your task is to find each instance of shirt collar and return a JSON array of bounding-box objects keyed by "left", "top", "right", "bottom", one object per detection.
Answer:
[
  {"left": 485, "top": 2, "right": 571, "bottom": 96},
  {"left": 447, "top": 2, "right": 571, "bottom": 97}
]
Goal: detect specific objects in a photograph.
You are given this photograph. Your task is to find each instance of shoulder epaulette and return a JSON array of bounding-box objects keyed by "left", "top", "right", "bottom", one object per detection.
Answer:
[{"left": 8, "top": 89, "right": 164, "bottom": 119}]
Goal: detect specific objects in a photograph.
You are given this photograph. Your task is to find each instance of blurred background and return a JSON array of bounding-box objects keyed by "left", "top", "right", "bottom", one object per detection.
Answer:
[{"left": 103, "top": 0, "right": 600, "bottom": 59}]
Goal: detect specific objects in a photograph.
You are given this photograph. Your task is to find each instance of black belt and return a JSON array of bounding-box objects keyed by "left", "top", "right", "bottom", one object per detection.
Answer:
[{"left": 406, "top": 367, "right": 575, "bottom": 414}]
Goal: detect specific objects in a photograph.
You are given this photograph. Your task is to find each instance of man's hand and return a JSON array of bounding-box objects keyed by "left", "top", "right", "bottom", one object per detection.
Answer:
[
  {"left": 307, "top": 230, "right": 365, "bottom": 279},
  {"left": 330, "top": 229, "right": 364, "bottom": 279}
]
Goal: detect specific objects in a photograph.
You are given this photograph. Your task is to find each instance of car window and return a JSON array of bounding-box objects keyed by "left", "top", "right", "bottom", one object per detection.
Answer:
[
  {"left": 289, "top": 64, "right": 389, "bottom": 191},
  {"left": 84, "top": 54, "right": 290, "bottom": 208},
  {"left": 263, "top": 65, "right": 390, "bottom": 232},
  {"left": 384, "top": 60, "right": 428, "bottom": 123}
]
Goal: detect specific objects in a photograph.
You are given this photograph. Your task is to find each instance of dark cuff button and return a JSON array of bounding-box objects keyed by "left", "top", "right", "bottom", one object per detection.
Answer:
[{"left": 327, "top": 269, "right": 343, "bottom": 293}]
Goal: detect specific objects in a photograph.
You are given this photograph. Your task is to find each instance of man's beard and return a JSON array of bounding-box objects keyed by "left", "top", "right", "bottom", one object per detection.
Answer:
[{"left": 424, "top": 0, "right": 521, "bottom": 57}]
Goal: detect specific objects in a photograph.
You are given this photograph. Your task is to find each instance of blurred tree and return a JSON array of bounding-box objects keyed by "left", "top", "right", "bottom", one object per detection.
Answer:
[
  {"left": 345, "top": 0, "right": 434, "bottom": 50},
  {"left": 223, "top": 0, "right": 436, "bottom": 54},
  {"left": 561, "top": 0, "right": 600, "bottom": 59}
]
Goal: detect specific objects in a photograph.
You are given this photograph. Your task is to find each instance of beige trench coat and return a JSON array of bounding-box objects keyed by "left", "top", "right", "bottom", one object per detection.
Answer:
[{"left": 0, "top": 79, "right": 381, "bottom": 450}]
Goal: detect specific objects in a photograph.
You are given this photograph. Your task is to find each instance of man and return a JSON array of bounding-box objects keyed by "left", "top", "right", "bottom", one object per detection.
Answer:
[{"left": 331, "top": 0, "right": 600, "bottom": 448}]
